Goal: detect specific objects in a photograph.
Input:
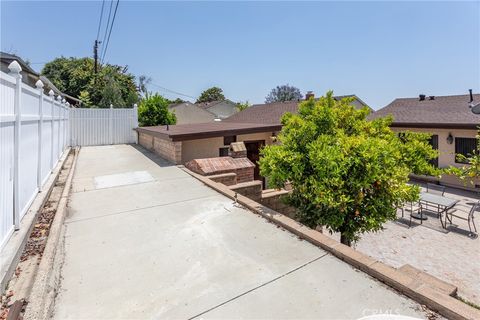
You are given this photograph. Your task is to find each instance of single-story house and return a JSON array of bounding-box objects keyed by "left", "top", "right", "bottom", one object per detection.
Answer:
[
  {"left": 137, "top": 93, "right": 368, "bottom": 182},
  {"left": 369, "top": 92, "right": 479, "bottom": 190},
  {"left": 169, "top": 100, "right": 239, "bottom": 124}
]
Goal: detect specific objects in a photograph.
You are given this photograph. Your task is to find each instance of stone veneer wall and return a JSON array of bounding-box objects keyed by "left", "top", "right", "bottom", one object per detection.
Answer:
[{"left": 138, "top": 132, "right": 182, "bottom": 164}]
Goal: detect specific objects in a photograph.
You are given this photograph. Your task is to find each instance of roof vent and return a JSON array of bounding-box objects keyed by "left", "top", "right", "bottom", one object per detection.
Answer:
[
  {"left": 429, "top": 96, "right": 435, "bottom": 100},
  {"left": 469, "top": 89, "right": 473, "bottom": 103},
  {"left": 419, "top": 94, "right": 426, "bottom": 101}
]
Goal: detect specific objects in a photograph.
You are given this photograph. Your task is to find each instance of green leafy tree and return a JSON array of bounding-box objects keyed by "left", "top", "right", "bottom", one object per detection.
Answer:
[
  {"left": 196, "top": 87, "right": 225, "bottom": 103},
  {"left": 259, "top": 92, "right": 438, "bottom": 246},
  {"left": 138, "top": 94, "right": 177, "bottom": 127},
  {"left": 265, "top": 84, "right": 302, "bottom": 103},
  {"left": 447, "top": 129, "right": 480, "bottom": 186},
  {"left": 41, "top": 57, "right": 138, "bottom": 108},
  {"left": 236, "top": 101, "right": 250, "bottom": 111}
]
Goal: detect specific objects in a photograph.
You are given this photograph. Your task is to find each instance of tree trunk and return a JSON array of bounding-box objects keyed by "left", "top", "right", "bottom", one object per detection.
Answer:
[{"left": 340, "top": 233, "right": 352, "bottom": 246}]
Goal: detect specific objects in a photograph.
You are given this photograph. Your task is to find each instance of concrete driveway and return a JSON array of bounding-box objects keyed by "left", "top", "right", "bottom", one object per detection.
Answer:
[{"left": 53, "top": 144, "right": 427, "bottom": 319}]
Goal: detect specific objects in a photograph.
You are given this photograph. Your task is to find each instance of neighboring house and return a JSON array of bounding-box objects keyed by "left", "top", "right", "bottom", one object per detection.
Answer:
[
  {"left": 169, "top": 100, "right": 239, "bottom": 124},
  {"left": 168, "top": 102, "right": 216, "bottom": 124},
  {"left": 0, "top": 52, "right": 82, "bottom": 106},
  {"left": 225, "top": 94, "right": 370, "bottom": 124},
  {"left": 137, "top": 93, "right": 369, "bottom": 184},
  {"left": 370, "top": 92, "right": 479, "bottom": 190}
]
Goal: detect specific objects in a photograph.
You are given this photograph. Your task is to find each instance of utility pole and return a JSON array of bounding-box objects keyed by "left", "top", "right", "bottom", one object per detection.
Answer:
[{"left": 93, "top": 40, "right": 99, "bottom": 74}]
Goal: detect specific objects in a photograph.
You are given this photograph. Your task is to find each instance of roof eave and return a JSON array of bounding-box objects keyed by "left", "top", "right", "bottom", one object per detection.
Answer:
[{"left": 391, "top": 122, "right": 478, "bottom": 130}]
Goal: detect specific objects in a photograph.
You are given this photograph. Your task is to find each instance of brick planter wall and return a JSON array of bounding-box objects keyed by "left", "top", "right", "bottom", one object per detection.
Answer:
[{"left": 138, "top": 132, "right": 182, "bottom": 164}]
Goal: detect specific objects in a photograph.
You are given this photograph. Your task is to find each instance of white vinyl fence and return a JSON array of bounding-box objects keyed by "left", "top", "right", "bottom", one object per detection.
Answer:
[
  {"left": 70, "top": 106, "right": 138, "bottom": 146},
  {"left": 0, "top": 60, "right": 139, "bottom": 250},
  {"left": 0, "top": 62, "right": 69, "bottom": 250}
]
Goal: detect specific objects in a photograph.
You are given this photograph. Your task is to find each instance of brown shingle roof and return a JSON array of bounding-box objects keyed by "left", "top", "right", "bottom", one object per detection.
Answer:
[
  {"left": 224, "top": 95, "right": 368, "bottom": 125},
  {"left": 136, "top": 122, "right": 281, "bottom": 141},
  {"left": 369, "top": 94, "right": 480, "bottom": 129}
]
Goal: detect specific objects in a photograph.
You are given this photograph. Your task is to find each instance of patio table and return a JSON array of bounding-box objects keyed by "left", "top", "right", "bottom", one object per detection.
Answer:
[{"left": 411, "top": 192, "right": 459, "bottom": 227}]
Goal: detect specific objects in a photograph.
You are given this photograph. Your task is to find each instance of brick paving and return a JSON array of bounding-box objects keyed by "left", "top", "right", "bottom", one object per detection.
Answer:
[{"left": 353, "top": 185, "right": 480, "bottom": 305}]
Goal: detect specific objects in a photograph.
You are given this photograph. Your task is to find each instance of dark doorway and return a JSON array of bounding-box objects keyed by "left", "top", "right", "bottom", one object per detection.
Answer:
[{"left": 244, "top": 140, "right": 265, "bottom": 188}]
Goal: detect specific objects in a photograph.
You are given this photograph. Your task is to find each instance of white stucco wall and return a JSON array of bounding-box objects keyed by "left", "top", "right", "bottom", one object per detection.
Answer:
[{"left": 392, "top": 127, "right": 477, "bottom": 168}]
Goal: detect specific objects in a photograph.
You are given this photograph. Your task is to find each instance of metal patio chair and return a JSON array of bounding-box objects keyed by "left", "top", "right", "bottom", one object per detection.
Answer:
[
  {"left": 425, "top": 183, "right": 446, "bottom": 217},
  {"left": 446, "top": 200, "right": 479, "bottom": 236}
]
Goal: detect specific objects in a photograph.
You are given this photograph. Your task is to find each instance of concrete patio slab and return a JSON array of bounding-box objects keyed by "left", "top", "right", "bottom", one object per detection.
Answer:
[{"left": 52, "top": 145, "right": 428, "bottom": 319}]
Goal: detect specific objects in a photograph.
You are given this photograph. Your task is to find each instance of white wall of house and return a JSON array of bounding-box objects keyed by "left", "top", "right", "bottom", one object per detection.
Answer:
[
  {"left": 393, "top": 127, "right": 479, "bottom": 189},
  {"left": 169, "top": 103, "right": 215, "bottom": 124}
]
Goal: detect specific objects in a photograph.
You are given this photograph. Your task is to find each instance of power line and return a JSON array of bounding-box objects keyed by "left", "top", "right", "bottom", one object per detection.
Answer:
[
  {"left": 95, "top": 0, "right": 105, "bottom": 41},
  {"left": 99, "top": 0, "right": 114, "bottom": 61},
  {"left": 149, "top": 82, "right": 196, "bottom": 100},
  {"left": 101, "top": 0, "right": 120, "bottom": 64}
]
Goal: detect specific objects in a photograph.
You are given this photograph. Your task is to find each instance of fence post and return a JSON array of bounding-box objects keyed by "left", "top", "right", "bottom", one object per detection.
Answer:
[
  {"left": 36, "top": 80, "right": 44, "bottom": 190},
  {"left": 9, "top": 61, "right": 22, "bottom": 230},
  {"left": 65, "top": 102, "right": 69, "bottom": 148},
  {"left": 109, "top": 104, "right": 113, "bottom": 145},
  {"left": 56, "top": 96, "right": 62, "bottom": 157},
  {"left": 133, "top": 103, "right": 138, "bottom": 144},
  {"left": 49, "top": 90, "right": 55, "bottom": 170}
]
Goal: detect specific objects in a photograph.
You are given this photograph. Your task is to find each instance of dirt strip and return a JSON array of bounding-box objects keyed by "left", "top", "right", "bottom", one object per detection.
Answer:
[{"left": 0, "top": 151, "right": 75, "bottom": 320}]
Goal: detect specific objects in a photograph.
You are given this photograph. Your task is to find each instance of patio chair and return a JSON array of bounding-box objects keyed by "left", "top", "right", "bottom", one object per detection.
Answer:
[
  {"left": 426, "top": 183, "right": 446, "bottom": 196},
  {"left": 446, "top": 200, "right": 479, "bottom": 236},
  {"left": 425, "top": 183, "right": 446, "bottom": 215},
  {"left": 407, "top": 203, "right": 424, "bottom": 227}
]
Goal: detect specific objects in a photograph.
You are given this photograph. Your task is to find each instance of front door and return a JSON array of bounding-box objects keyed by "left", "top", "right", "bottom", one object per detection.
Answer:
[{"left": 244, "top": 140, "right": 265, "bottom": 187}]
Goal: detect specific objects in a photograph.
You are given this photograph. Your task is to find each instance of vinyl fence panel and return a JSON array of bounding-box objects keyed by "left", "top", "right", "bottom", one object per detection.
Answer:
[
  {"left": 70, "top": 106, "right": 137, "bottom": 147},
  {"left": 0, "top": 63, "right": 70, "bottom": 250}
]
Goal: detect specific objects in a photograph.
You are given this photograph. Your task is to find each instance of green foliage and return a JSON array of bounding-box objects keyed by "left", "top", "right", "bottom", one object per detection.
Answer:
[
  {"left": 196, "top": 87, "right": 225, "bottom": 103},
  {"left": 138, "top": 94, "right": 177, "bottom": 127},
  {"left": 236, "top": 101, "right": 250, "bottom": 111},
  {"left": 41, "top": 57, "right": 139, "bottom": 108},
  {"left": 259, "top": 91, "right": 438, "bottom": 246},
  {"left": 447, "top": 129, "right": 480, "bottom": 185},
  {"left": 265, "top": 84, "right": 302, "bottom": 103}
]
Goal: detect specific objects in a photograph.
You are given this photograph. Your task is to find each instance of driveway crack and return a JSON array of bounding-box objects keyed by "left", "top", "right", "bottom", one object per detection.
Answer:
[{"left": 188, "top": 253, "right": 329, "bottom": 319}]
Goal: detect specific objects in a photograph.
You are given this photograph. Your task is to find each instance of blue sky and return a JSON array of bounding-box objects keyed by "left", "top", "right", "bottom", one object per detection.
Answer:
[{"left": 1, "top": 1, "right": 479, "bottom": 109}]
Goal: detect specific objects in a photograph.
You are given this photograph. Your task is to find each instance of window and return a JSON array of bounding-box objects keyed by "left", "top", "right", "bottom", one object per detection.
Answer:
[
  {"left": 224, "top": 135, "right": 236, "bottom": 146},
  {"left": 219, "top": 147, "right": 229, "bottom": 157},
  {"left": 428, "top": 135, "right": 439, "bottom": 168},
  {"left": 455, "top": 138, "right": 478, "bottom": 164}
]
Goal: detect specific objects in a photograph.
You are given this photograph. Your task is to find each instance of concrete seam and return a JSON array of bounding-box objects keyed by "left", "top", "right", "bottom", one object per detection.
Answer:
[
  {"left": 64, "top": 194, "right": 222, "bottom": 224},
  {"left": 188, "top": 253, "right": 328, "bottom": 320},
  {"left": 70, "top": 175, "right": 192, "bottom": 194}
]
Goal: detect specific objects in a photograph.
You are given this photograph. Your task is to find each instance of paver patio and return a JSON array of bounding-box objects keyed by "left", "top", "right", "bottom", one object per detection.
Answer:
[
  {"left": 52, "top": 144, "right": 429, "bottom": 319},
  {"left": 353, "top": 186, "right": 480, "bottom": 305}
]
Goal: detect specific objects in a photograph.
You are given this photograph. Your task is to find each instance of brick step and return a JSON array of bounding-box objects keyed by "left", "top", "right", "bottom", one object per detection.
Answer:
[{"left": 398, "top": 264, "right": 457, "bottom": 296}]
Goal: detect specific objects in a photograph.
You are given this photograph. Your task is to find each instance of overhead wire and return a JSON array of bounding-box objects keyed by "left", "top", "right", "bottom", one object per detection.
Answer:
[{"left": 101, "top": 0, "right": 120, "bottom": 64}]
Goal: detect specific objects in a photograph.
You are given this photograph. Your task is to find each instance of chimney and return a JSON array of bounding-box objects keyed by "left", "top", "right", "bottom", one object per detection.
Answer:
[
  {"left": 419, "top": 94, "right": 426, "bottom": 101},
  {"left": 305, "top": 91, "right": 314, "bottom": 100},
  {"left": 429, "top": 96, "right": 435, "bottom": 100},
  {"left": 229, "top": 142, "right": 247, "bottom": 158},
  {"left": 469, "top": 89, "right": 473, "bottom": 103}
]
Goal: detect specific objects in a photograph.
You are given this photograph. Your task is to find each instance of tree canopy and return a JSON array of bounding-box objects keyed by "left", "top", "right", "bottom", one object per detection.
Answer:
[
  {"left": 196, "top": 87, "right": 225, "bottom": 103},
  {"left": 236, "top": 101, "right": 251, "bottom": 111},
  {"left": 138, "top": 94, "right": 177, "bottom": 127},
  {"left": 265, "top": 84, "right": 302, "bottom": 103},
  {"left": 41, "top": 57, "right": 138, "bottom": 108},
  {"left": 259, "top": 92, "right": 438, "bottom": 246}
]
